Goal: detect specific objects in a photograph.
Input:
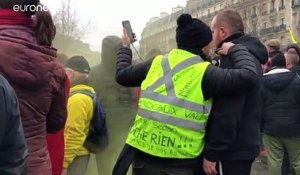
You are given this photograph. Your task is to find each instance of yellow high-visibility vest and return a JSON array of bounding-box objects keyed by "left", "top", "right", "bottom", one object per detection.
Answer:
[{"left": 126, "top": 49, "right": 212, "bottom": 158}]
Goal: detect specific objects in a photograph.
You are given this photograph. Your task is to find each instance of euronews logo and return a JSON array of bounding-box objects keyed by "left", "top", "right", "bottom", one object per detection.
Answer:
[{"left": 13, "top": 4, "right": 48, "bottom": 12}]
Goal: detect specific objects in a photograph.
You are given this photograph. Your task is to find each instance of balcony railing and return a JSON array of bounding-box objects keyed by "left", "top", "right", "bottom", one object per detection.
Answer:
[
  {"left": 206, "top": 11, "right": 218, "bottom": 19},
  {"left": 260, "top": 24, "right": 286, "bottom": 35},
  {"left": 251, "top": 13, "right": 257, "bottom": 18},
  {"left": 249, "top": 31, "right": 258, "bottom": 36}
]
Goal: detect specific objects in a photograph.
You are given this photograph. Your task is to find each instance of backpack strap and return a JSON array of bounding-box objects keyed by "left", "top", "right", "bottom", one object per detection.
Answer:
[
  {"left": 70, "top": 90, "right": 97, "bottom": 113},
  {"left": 70, "top": 90, "right": 95, "bottom": 99}
]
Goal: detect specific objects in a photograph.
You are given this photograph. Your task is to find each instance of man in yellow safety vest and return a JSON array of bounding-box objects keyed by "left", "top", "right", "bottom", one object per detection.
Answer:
[{"left": 113, "top": 13, "right": 259, "bottom": 175}]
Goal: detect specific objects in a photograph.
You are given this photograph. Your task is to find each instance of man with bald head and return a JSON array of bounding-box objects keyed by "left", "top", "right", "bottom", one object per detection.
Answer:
[
  {"left": 285, "top": 52, "right": 299, "bottom": 70},
  {"left": 203, "top": 10, "right": 268, "bottom": 175}
]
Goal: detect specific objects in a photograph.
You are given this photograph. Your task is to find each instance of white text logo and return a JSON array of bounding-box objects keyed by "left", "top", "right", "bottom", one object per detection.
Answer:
[{"left": 13, "top": 5, "right": 48, "bottom": 13}]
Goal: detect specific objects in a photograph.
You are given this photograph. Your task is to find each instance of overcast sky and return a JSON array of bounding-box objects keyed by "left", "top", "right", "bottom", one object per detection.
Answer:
[{"left": 41, "top": 0, "right": 186, "bottom": 51}]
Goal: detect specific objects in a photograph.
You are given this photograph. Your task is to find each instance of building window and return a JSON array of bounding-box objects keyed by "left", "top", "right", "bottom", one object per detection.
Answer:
[
  {"left": 281, "top": 18, "right": 286, "bottom": 25},
  {"left": 271, "top": 0, "right": 275, "bottom": 10},
  {"left": 271, "top": 19, "right": 275, "bottom": 27},
  {"left": 280, "top": 0, "right": 285, "bottom": 7},
  {"left": 264, "top": 22, "right": 267, "bottom": 28},
  {"left": 292, "top": 0, "right": 300, "bottom": 6},
  {"left": 253, "top": 6, "right": 257, "bottom": 15},
  {"left": 252, "top": 23, "right": 256, "bottom": 31}
]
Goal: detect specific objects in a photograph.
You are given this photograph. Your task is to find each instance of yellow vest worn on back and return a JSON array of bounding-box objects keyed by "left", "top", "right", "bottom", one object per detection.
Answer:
[
  {"left": 126, "top": 49, "right": 212, "bottom": 159},
  {"left": 64, "top": 84, "right": 94, "bottom": 168}
]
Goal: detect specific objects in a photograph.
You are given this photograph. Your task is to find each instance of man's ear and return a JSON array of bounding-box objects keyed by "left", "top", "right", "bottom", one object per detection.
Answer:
[
  {"left": 220, "top": 27, "right": 228, "bottom": 39},
  {"left": 66, "top": 70, "right": 75, "bottom": 81}
]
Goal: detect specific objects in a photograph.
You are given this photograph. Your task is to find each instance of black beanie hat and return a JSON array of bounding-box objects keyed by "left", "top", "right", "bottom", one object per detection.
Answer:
[
  {"left": 66, "top": 56, "right": 90, "bottom": 74},
  {"left": 271, "top": 53, "right": 286, "bottom": 68},
  {"left": 176, "top": 14, "right": 212, "bottom": 50}
]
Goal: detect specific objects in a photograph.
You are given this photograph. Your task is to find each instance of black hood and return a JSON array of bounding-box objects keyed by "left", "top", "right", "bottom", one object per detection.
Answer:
[
  {"left": 101, "top": 35, "right": 122, "bottom": 70},
  {"left": 263, "top": 70, "right": 295, "bottom": 92},
  {"left": 232, "top": 34, "right": 268, "bottom": 64}
]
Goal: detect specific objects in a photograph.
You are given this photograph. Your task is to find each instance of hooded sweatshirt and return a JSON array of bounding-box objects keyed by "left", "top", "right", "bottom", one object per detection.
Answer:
[
  {"left": 292, "top": 65, "right": 300, "bottom": 74},
  {"left": 262, "top": 68, "right": 300, "bottom": 137},
  {"left": 89, "top": 35, "right": 137, "bottom": 175},
  {"left": 0, "top": 25, "right": 67, "bottom": 175},
  {"left": 204, "top": 33, "right": 268, "bottom": 162}
]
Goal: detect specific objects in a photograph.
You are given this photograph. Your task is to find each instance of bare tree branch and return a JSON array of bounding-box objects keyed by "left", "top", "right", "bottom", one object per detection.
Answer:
[{"left": 53, "top": 0, "right": 91, "bottom": 40}]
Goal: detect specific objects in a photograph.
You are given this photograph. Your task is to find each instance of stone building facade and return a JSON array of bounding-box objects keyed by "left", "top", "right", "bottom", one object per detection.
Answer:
[
  {"left": 139, "top": 0, "right": 300, "bottom": 57},
  {"left": 139, "top": 6, "right": 184, "bottom": 57}
]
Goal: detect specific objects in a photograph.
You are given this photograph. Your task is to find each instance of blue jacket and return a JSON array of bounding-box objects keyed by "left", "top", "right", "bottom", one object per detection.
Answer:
[{"left": 0, "top": 75, "right": 27, "bottom": 174}]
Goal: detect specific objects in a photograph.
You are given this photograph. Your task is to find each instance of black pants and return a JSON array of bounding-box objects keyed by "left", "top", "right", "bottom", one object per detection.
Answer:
[
  {"left": 217, "top": 159, "right": 254, "bottom": 175},
  {"left": 132, "top": 159, "right": 205, "bottom": 175},
  {"left": 114, "top": 144, "right": 205, "bottom": 175}
]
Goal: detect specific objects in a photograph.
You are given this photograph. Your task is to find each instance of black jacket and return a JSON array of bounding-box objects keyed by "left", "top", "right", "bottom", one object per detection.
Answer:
[
  {"left": 292, "top": 65, "right": 300, "bottom": 74},
  {"left": 262, "top": 68, "right": 300, "bottom": 137},
  {"left": 115, "top": 45, "right": 258, "bottom": 167},
  {"left": 204, "top": 34, "right": 268, "bottom": 162},
  {"left": 0, "top": 75, "right": 27, "bottom": 175}
]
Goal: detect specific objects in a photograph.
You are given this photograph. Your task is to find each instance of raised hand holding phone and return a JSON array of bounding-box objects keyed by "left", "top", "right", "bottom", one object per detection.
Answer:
[
  {"left": 122, "top": 28, "right": 131, "bottom": 47},
  {"left": 121, "top": 20, "right": 143, "bottom": 61},
  {"left": 122, "top": 20, "right": 136, "bottom": 44}
]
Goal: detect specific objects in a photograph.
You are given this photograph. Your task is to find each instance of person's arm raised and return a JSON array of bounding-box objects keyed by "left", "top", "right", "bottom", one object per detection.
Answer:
[{"left": 115, "top": 29, "right": 153, "bottom": 87}]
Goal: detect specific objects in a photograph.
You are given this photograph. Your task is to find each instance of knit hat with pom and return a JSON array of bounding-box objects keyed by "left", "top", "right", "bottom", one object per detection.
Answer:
[{"left": 176, "top": 13, "right": 212, "bottom": 50}]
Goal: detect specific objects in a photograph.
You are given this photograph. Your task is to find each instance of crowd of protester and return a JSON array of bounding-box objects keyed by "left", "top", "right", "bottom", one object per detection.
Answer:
[{"left": 0, "top": 1, "right": 300, "bottom": 175}]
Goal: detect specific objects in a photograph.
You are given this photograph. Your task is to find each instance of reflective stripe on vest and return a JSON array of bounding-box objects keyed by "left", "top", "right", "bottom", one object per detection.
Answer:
[
  {"left": 139, "top": 55, "right": 210, "bottom": 131},
  {"left": 146, "top": 55, "right": 204, "bottom": 93},
  {"left": 126, "top": 50, "right": 212, "bottom": 158},
  {"left": 141, "top": 90, "right": 211, "bottom": 116},
  {"left": 138, "top": 108, "right": 206, "bottom": 131}
]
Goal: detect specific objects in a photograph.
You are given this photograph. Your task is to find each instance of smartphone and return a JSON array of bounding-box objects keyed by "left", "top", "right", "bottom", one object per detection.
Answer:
[{"left": 122, "top": 20, "right": 135, "bottom": 43}]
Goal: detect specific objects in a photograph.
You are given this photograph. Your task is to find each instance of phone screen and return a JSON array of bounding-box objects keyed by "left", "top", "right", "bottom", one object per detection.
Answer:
[{"left": 122, "top": 20, "right": 135, "bottom": 43}]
